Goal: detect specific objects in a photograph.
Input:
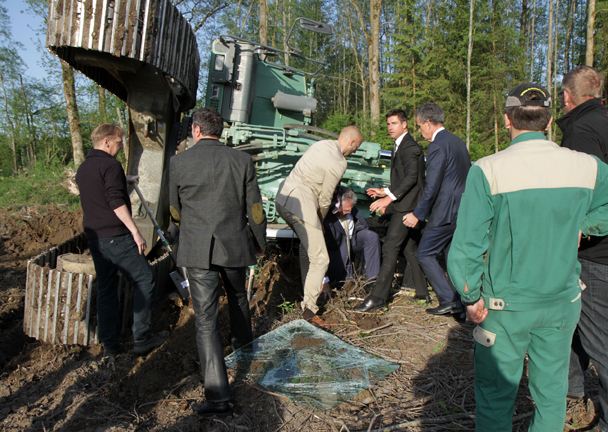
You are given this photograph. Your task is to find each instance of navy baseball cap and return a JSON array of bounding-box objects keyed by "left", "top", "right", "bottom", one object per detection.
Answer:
[{"left": 505, "top": 83, "right": 551, "bottom": 108}]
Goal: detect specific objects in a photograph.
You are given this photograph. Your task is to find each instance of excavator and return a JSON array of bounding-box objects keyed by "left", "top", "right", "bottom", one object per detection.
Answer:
[{"left": 45, "top": 0, "right": 390, "bottom": 251}]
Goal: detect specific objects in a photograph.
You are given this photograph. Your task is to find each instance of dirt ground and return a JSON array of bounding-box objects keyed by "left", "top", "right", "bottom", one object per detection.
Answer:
[{"left": 0, "top": 205, "right": 601, "bottom": 431}]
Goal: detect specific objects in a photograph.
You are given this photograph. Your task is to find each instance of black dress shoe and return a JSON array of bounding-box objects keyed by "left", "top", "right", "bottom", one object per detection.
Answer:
[
  {"left": 426, "top": 301, "right": 463, "bottom": 315},
  {"left": 192, "top": 401, "right": 232, "bottom": 418},
  {"left": 353, "top": 295, "right": 386, "bottom": 313}
]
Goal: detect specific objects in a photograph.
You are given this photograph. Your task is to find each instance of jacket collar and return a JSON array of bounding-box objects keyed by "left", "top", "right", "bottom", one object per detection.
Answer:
[
  {"left": 86, "top": 149, "right": 115, "bottom": 159},
  {"left": 193, "top": 138, "right": 225, "bottom": 147},
  {"left": 556, "top": 98, "right": 607, "bottom": 132}
]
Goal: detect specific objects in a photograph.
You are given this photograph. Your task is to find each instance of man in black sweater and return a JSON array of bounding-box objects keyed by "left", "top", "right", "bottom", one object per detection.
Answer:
[
  {"left": 76, "top": 124, "right": 166, "bottom": 359},
  {"left": 557, "top": 66, "right": 608, "bottom": 432}
]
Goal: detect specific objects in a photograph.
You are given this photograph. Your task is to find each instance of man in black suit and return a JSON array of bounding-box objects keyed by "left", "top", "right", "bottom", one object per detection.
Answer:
[
  {"left": 322, "top": 186, "right": 381, "bottom": 293},
  {"left": 403, "top": 103, "right": 470, "bottom": 316},
  {"left": 354, "top": 109, "right": 428, "bottom": 313},
  {"left": 169, "top": 107, "right": 267, "bottom": 418}
]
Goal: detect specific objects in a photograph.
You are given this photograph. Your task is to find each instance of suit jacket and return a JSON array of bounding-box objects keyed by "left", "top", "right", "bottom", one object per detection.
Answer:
[
  {"left": 169, "top": 138, "right": 267, "bottom": 268},
  {"left": 323, "top": 207, "right": 369, "bottom": 280},
  {"left": 276, "top": 139, "right": 347, "bottom": 229},
  {"left": 413, "top": 129, "right": 470, "bottom": 228},
  {"left": 386, "top": 133, "right": 426, "bottom": 214}
]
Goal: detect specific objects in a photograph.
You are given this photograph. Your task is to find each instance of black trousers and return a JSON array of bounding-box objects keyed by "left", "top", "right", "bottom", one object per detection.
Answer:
[
  {"left": 368, "top": 213, "right": 427, "bottom": 300},
  {"left": 187, "top": 266, "right": 253, "bottom": 402}
]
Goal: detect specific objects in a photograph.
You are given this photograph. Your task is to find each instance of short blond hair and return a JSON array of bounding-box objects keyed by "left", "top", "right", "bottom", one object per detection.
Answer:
[
  {"left": 562, "top": 66, "right": 604, "bottom": 105},
  {"left": 91, "top": 124, "right": 125, "bottom": 147}
]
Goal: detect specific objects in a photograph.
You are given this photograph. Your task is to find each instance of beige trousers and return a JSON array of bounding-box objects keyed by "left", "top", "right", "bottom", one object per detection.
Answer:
[{"left": 276, "top": 204, "right": 329, "bottom": 314}]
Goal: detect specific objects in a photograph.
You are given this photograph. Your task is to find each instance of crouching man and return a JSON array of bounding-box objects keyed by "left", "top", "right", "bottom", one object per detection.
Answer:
[{"left": 320, "top": 186, "right": 380, "bottom": 299}]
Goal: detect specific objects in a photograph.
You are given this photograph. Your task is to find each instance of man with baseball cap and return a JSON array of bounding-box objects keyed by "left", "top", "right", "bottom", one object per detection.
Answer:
[{"left": 448, "top": 82, "right": 608, "bottom": 431}]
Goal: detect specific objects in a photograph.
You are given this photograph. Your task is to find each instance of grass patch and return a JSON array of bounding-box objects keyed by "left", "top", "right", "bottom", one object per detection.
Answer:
[{"left": 0, "top": 163, "right": 80, "bottom": 209}]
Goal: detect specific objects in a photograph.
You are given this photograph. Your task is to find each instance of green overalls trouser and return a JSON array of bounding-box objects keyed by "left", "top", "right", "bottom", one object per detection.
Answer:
[{"left": 473, "top": 298, "right": 581, "bottom": 432}]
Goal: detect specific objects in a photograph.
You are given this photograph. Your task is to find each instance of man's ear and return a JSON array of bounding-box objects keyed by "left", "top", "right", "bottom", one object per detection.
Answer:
[
  {"left": 545, "top": 116, "right": 553, "bottom": 131},
  {"left": 563, "top": 89, "right": 573, "bottom": 107},
  {"left": 504, "top": 113, "right": 511, "bottom": 129}
]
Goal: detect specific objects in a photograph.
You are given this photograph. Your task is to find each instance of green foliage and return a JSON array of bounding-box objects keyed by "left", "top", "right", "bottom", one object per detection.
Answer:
[
  {"left": 278, "top": 300, "right": 296, "bottom": 314},
  {"left": 0, "top": 162, "right": 80, "bottom": 208}
]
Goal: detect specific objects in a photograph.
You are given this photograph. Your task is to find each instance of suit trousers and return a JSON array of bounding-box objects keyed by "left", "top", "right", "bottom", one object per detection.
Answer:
[
  {"left": 416, "top": 223, "right": 458, "bottom": 304},
  {"left": 474, "top": 300, "right": 580, "bottom": 432},
  {"left": 277, "top": 204, "right": 329, "bottom": 314},
  {"left": 88, "top": 234, "right": 156, "bottom": 350},
  {"left": 369, "top": 213, "right": 427, "bottom": 300},
  {"left": 187, "top": 266, "right": 253, "bottom": 403},
  {"left": 327, "top": 229, "right": 381, "bottom": 283}
]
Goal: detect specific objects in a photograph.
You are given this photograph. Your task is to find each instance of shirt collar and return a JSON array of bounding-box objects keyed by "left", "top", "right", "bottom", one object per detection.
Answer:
[
  {"left": 395, "top": 132, "right": 408, "bottom": 149},
  {"left": 510, "top": 131, "right": 547, "bottom": 146},
  {"left": 431, "top": 127, "right": 445, "bottom": 142}
]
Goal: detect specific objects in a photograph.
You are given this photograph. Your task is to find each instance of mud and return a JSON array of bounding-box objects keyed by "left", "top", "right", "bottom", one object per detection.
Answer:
[{"left": 0, "top": 205, "right": 597, "bottom": 432}]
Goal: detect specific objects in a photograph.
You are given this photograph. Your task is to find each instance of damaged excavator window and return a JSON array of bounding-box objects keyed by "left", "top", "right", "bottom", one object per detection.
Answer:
[{"left": 225, "top": 319, "right": 399, "bottom": 411}]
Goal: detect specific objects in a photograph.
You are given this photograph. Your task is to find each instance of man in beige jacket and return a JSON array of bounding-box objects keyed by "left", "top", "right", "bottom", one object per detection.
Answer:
[{"left": 276, "top": 126, "right": 363, "bottom": 326}]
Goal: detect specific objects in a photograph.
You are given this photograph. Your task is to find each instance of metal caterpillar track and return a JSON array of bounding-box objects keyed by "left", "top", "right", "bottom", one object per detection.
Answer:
[{"left": 46, "top": 0, "right": 199, "bottom": 110}]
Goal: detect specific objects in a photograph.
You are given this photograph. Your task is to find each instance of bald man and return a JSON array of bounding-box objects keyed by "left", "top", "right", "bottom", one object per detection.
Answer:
[{"left": 276, "top": 127, "right": 363, "bottom": 326}]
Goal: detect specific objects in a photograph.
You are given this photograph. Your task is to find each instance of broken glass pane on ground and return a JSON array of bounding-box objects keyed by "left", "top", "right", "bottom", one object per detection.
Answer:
[{"left": 225, "top": 319, "right": 399, "bottom": 411}]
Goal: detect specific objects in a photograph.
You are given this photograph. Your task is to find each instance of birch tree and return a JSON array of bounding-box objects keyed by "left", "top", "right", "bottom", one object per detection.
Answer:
[{"left": 466, "top": 0, "right": 475, "bottom": 151}]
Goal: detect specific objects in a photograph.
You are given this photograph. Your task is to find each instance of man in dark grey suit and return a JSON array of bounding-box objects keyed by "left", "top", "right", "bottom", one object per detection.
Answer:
[
  {"left": 403, "top": 103, "right": 470, "bottom": 316},
  {"left": 169, "top": 107, "right": 266, "bottom": 418}
]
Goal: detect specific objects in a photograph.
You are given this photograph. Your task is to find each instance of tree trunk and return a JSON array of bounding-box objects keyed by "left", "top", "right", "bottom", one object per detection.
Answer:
[
  {"left": 553, "top": 0, "right": 560, "bottom": 138},
  {"left": 466, "top": 0, "right": 475, "bottom": 151},
  {"left": 259, "top": 0, "right": 268, "bottom": 45},
  {"left": 61, "top": 60, "right": 85, "bottom": 166},
  {"left": 98, "top": 85, "right": 107, "bottom": 122},
  {"left": 546, "top": 0, "right": 554, "bottom": 140},
  {"left": 529, "top": 0, "right": 537, "bottom": 80},
  {"left": 19, "top": 74, "right": 36, "bottom": 166},
  {"left": 369, "top": 0, "right": 381, "bottom": 129},
  {"left": 586, "top": 0, "right": 596, "bottom": 66},
  {"left": 0, "top": 70, "right": 18, "bottom": 176}
]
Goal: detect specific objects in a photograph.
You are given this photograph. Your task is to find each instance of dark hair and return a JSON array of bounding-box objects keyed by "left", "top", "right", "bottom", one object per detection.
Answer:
[
  {"left": 386, "top": 108, "right": 408, "bottom": 123},
  {"left": 91, "top": 124, "right": 125, "bottom": 146},
  {"left": 504, "top": 90, "right": 552, "bottom": 131},
  {"left": 415, "top": 103, "right": 444, "bottom": 124},
  {"left": 562, "top": 66, "right": 604, "bottom": 105},
  {"left": 192, "top": 107, "right": 224, "bottom": 137}
]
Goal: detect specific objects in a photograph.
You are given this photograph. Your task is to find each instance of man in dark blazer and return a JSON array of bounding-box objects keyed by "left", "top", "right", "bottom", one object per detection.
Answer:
[
  {"left": 354, "top": 109, "right": 428, "bottom": 313},
  {"left": 403, "top": 103, "right": 470, "bottom": 316},
  {"left": 169, "top": 107, "right": 267, "bottom": 418},
  {"left": 322, "top": 186, "right": 380, "bottom": 290}
]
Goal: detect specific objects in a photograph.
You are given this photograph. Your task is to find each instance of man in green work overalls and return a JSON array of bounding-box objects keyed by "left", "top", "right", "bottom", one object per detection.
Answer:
[{"left": 448, "top": 82, "right": 608, "bottom": 432}]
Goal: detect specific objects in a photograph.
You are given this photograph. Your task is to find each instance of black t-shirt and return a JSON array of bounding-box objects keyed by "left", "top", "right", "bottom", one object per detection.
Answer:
[{"left": 75, "top": 149, "right": 132, "bottom": 240}]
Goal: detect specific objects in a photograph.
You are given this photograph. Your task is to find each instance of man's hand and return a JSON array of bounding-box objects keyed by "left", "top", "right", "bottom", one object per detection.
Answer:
[
  {"left": 132, "top": 230, "right": 147, "bottom": 255},
  {"left": 466, "top": 298, "right": 488, "bottom": 324},
  {"left": 403, "top": 213, "right": 419, "bottom": 228},
  {"left": 367, "top": 188, "right": 387, "bottom": 198},
  {"left": 370, "top": 196, "right": 391, "bottom": 213},
  {"left": 579, "top": 230, "right": 582, "bottom": 248},
  {"left": 126, "top": 175, "right": 139, "bottom": 184}
]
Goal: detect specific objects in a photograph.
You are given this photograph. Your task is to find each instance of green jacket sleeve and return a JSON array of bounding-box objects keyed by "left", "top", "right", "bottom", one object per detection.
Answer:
[
  {"left": 447, "top": 165, "right": 494, "bottom": 303},
  {"left": 582, "top": 157, "right": 608, "bottom": 237}
]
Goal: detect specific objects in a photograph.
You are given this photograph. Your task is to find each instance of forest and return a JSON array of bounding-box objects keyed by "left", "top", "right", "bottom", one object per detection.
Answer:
[{"left": 0, "top": 0, "right": 606, "bottom": 179}]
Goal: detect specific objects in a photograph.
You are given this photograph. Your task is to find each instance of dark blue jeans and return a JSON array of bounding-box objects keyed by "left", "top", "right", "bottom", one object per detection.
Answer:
[
  {"left": 416, "top": 223, "right": 459, "bottom": 304},
  {"left": 568, "top": 257, "right": 608, "bottom": 432},
  {"left": 88, "top": 234, "right": 156, "bottom": 350},
  {"left": 187, "top": 266, "right": 253, "bottom": 403}
]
